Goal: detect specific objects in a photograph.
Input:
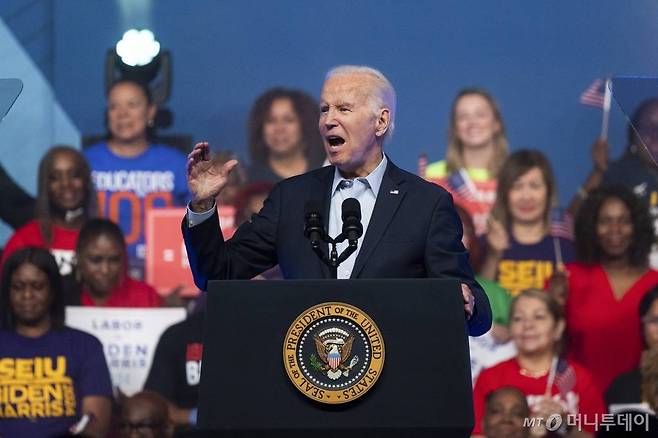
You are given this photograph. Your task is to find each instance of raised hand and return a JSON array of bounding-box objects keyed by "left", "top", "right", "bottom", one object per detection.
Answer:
[
  {"left": 478, "top": 217, "right": 510, "bottom": 280},
  {"left": 187, "top": 142, "right": 238, "bottom": 211},
  {"left": 485, "top": 217, "right": 510, "bottom": 254},
  {"left": 547, "top": 271, "right": 569, "bottom": 308},
  {"left": 489, "top": 324, "right": 511, "bottom": 344},
  {"left": 533, "top": 396, "right": 565, "bottom": 425},
  {"left": 591, "top": 137, "right": 609, "bottom": 173}
]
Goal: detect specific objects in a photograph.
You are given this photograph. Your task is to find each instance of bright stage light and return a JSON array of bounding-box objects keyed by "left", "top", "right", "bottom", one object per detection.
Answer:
[
  {"left": 104, "top": 29, "right": 172, "bottom": 128},
  {"left": 115, "top": 29, "right": 161, "bottom": 67}
]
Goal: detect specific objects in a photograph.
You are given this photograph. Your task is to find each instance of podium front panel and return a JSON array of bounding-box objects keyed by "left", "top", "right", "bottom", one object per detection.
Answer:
[{"left": 198, "top": 278, "right": 473, "bottom": 437}]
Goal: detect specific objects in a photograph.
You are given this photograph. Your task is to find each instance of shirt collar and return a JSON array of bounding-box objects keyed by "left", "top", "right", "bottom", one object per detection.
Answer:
[{"left": 331, "top": 154, "right": 388, "bottom": 196}]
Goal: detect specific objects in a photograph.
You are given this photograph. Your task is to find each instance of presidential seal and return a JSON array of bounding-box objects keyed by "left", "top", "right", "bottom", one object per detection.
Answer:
[{"left": 283, "top": 302, "right": 385, "bottom": 404}]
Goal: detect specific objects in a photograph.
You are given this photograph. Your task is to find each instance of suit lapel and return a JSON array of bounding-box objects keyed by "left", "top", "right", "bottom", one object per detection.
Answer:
[
  {"left": 311, "top": 167, "right": 335, "bottom": 278},
  {"left": 350, "top": 160, "right": 406, "bottom": 278}
]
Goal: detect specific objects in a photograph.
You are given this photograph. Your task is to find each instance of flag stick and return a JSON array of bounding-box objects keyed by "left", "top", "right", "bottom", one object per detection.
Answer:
[
  {"left": 600, "top": 78, "right": 612, "bottom": 140},
  {"left": 545, "top": 356, "right": 558, "bottom": 396}
]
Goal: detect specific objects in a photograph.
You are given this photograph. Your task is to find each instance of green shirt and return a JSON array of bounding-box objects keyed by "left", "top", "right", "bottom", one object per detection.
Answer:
[{"left": 476, "top": 276, "right": 511, "bottom": 326}]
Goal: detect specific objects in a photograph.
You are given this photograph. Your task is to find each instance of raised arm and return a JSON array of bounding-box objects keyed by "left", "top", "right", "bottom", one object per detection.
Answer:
[{"left": 187, "top": 142, "right": 239, "bottom": 213}]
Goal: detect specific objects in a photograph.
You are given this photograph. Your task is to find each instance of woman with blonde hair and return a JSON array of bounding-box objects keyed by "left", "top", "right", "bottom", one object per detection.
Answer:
[{"left": 425, "top": 88, "right": 509, "bottom": 236}]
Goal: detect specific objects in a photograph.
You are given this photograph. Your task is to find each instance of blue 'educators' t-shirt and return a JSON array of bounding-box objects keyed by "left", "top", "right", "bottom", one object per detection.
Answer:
[
  {"left": 85, "top": 142, "right": 190, "bottom": 279},
  {"left": 0, "top": 328, "right": 113, "bottom": 438}
]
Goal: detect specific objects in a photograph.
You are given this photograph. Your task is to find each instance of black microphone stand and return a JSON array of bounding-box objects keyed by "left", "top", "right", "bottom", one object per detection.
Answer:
[
  {"left": 309, "top": 231, "right": 358, "bottom": 279},
  {"left": 305, "top": 197, "right": 362, "bottom": 279}
]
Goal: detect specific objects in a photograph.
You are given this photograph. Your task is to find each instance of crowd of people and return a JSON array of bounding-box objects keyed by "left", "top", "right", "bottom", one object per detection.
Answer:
[{"left": 1, "top": 70, "right": 657, "bottom": 437}]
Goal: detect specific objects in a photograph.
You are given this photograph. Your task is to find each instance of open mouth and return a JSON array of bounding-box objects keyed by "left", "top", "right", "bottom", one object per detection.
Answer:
[{"left": 326, "top": 135, "right": 345, "bottom": 147}]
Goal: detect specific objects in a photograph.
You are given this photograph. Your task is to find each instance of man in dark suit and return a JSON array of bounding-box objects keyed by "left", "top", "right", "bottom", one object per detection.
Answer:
[{"left": 183, "top": 65, "right": 491, "bottom": 336}]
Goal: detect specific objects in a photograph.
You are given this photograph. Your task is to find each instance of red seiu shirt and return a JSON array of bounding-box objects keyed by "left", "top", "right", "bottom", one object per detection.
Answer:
[
  {"left": 472, "top": 358, "right": 605, "bottom": 434},
  {"left": 1, "top": 220, "right": 78, "bottom": 276},
  {"left": 565, "top": 263, "right": 658, "bottom": 393},
  {"left": 81, "top": 277, "right": 161, "bottom": 308}
]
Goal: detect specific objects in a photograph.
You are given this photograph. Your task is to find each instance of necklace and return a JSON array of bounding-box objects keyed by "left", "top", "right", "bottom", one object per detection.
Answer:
[{"left": 519, "top": 366, "right": 550, "bottom": 378}]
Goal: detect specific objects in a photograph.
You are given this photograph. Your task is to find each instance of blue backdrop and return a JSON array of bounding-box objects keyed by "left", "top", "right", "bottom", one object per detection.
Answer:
[{"left": 2, "top": 0, "right": 658, "bottom": 225}]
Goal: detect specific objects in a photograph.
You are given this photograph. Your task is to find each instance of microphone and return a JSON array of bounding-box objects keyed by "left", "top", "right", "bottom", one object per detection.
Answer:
[
  {"left": 341, "top": 198, "right": 363, "bottom": 243},
  {"left": 304, "top": 201, "right": 324, "bottom": 245}
]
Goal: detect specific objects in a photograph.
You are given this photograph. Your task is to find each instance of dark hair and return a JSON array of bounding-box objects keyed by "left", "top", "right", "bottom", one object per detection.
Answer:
[
  {"left": 510, "top": 288, "right": 563, "bottom": 323},
  {"left": 574, "top": 185, "right": 654, "bottom": 266},
  {"left": 627, "top": 98, "right": 658, "bottom": 148},
  {"left": 233, "top": 181, "right": 275, "bottom": 225},
  {"left": 76, "top": 218, "right": 126, "bottom": 256},
  {"left": 121, "top": 391, "right": 171, "bottom": 434},
  {"left": 640, "top": 286, "right": 658, "bottom": 319},
  {"left": 484, "top": 386, "right": 529, "bottom": 415},
  {"left": 36, "top": 146, "right": 96, "bottom": 244},
  {"left": 105, "top": 78, "right": 156, "bottom": 141},
  {"left": 0, "top": 247, "right": 65, "bottom": 330},
  {"left": 454, "top": 204, "right": 483, "bottom": 272},
  {"left": 491, "top": 149, "right": 557, "bottom": 229},
  {"left": 247, "top": 88, "right": 325, "bottom": 169},
  {"left": 107, "top": 78, "right": 153, "bottom": 104}
]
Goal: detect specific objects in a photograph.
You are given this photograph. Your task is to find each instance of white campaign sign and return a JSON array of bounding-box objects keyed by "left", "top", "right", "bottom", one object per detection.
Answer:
[
  {"left": 65, "top": 307, "right": 187, "bottom": 396},
  {"left": 469, "top": 331, "right": 517, "bottom": 383}
]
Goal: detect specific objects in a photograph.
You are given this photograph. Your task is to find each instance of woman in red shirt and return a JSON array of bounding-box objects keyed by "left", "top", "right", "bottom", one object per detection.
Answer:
[
  {"left": 473, "top": 289, "right": 604, "bottom": 437},
  {"left": 556, "top": 185, "right": 658, "bottom": 394},
  {"left": 72, "top": 218, "right": 160, "bottom": 307},
  {"left": 1, "top": 146, "right": 96, "bottom": 277}
]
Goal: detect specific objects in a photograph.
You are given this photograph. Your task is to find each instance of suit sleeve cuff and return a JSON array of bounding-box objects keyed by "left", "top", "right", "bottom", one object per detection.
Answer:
[{"left": 186, "top": 202, "right": 216, "bottom": 227}]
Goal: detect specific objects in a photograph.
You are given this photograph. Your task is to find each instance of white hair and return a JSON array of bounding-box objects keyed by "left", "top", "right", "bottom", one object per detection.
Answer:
[{"left": 325, "top": 65, "right": 397, "bottom": 144}]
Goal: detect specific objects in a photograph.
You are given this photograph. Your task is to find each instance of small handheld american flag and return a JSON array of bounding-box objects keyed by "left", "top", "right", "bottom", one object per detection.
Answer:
[
  {"left": 554, "top": 358, "right": 577, "bottom": 397},
  {"left": 580, "top": 79, "right": 606, "bottom": 108},
  {"left": 549, "top": 208, "right": 574, "bottom": 241},
  {"left": 448, "top": 169, "right": 477, "bottom": 202},
  {"left": 546, "top": 356, "right": 577, "bottom": 398},
  {"left": 580, "top": 78, "right": 613, "bottom": 139},
  {"left": 549, "top": 208, "right": 573, "bottom": 272}
]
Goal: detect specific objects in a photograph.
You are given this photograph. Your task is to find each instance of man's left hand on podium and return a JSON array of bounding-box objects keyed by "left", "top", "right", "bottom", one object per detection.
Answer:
[{"left": 461, "top": 283, "right": 474, "bottom": 320}]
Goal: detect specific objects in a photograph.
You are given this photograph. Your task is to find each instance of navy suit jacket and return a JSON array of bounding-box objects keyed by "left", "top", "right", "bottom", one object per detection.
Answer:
[{"left": 183, "top": 159, "right": 492, "bottom": 336}]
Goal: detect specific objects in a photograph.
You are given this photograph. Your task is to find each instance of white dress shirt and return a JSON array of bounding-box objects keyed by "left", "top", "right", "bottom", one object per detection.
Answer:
[{"left": 328, "top": 155, "right": 387, "bottom": 278}]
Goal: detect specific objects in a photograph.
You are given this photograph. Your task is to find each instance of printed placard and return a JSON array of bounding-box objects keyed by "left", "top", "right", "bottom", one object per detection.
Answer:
[
  {"left": 145, "top": 206, "right": 236, "bottom": 296},
  {"left": 65, "top": 307, "right": 187, "bottom": 396}
]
